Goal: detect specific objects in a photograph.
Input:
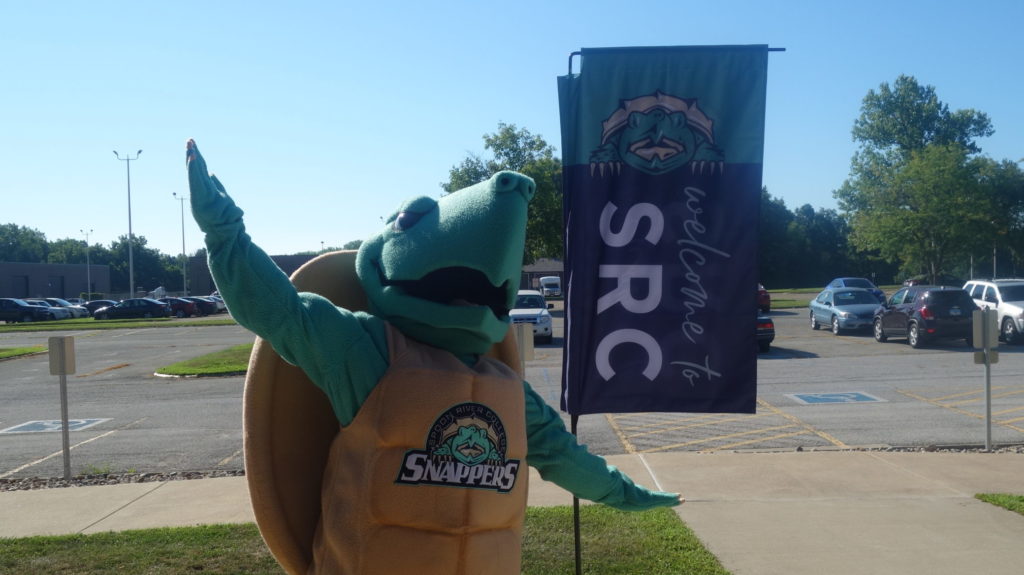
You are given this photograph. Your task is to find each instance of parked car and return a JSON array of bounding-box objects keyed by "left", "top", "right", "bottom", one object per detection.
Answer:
[
  {"left": 826, "top": 277, "right": 885, "bottom": 302},
  {"left": 510, "top": 289, "right": 553, "bottom": 344},
  {"left": 809, "top": 288, "right": 880, "bottom": 335},
  {"left": 43, "top": 297, "right": 90, "bottom": 318},
  {"left": 92, "top": 298, "right": 172, "bottom": 320},
  {"left": 159, "top": 297, "right": 198, "bottom": 318},
  {"left": 24, "top": 299, "right": 72, "bottom": 320},
  {"left": 872, "top": 286, "right": 976, "bottom": 348},
  {"left": 207, "top": 294, "right": 227, "bottom": 313},
  {"left": 0, "top": 298, "right": 57, "bottom": 323},
  {"left": 962, "top": 279, "right": 1024, "bottom": 344},
  {"left": 83, "top": 299, "right": 119, "bottom": 316},
  {"left": 183, "top": 296, "right": 219, "bottom": 316},
  {"left": 758, "top": 283, "right": 771, "bottom": 313},
  {"left": 756, "top": 314, "right": 775, "bottom": 352}
]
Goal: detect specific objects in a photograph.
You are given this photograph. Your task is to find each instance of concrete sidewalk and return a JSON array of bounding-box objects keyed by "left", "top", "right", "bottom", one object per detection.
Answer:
[{"left": 2, "top": 451, "right": 1023, "bottom": 575}]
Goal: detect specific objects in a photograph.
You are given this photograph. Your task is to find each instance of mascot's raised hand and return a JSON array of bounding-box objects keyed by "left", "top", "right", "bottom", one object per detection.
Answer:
[{"left": 185, "top": 139, "right": 680, "bottom": 575}]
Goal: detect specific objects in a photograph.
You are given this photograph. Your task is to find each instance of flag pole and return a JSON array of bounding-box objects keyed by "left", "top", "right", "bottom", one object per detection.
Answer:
[{"left": 571, "top": 414, "right": 582, "bottom": 575}]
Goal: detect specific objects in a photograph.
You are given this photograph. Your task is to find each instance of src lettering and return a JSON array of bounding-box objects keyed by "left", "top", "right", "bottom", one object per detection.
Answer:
[{"left": 593, "top": 187, "right": 728, "bottom": 385}]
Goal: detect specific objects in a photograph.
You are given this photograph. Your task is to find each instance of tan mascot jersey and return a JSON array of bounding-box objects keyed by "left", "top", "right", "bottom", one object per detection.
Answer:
[{"left": 185, "top": 139, "right": 680, "bottom": 575}]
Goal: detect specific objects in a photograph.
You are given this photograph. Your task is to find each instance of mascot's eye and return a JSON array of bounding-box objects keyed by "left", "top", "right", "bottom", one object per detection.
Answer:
[{"left": 392, "top": 210, "right": 424, "bottom": 231}]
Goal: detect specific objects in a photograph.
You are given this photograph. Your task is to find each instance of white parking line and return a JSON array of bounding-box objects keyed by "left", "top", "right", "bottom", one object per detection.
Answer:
[{"left": 0, "top": 418, "right": 146, "bottom": 479}]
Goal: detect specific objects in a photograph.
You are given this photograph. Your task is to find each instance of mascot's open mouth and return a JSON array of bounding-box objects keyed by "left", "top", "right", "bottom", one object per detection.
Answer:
[{"left": 379, "top": 265, "right": 511, "bottom": 319}]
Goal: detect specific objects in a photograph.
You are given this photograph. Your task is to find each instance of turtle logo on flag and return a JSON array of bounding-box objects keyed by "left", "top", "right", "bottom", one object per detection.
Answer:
[{"left": 589, "top": 91, "right": 724, "bottom": 177}]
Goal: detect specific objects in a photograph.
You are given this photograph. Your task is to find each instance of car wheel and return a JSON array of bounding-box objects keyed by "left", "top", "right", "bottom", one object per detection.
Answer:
[
  {"left": 1002, "top": 318, "right": 1019, "bottom": 345},
  {"left": 97, "top": 313, "right": 108, "bottom": 320},
  {"left": 758, "top": 340, "right": 770, "bottom": 353},
  {"left": 20, "top": 314, "right": 33, "bottom": 323},
  {"left": 873, "top": 319, "right": 888, "bottom": 342},
  {"left": 175, "top": 309, "right": 185, "bottom": 318},
  {"left": 810, "top": 311, "right": 820, "bottom": 330},
  {"left": 144, "top": 312, "right": 153, "bottom": 319},
  {"left": 908, "top": 322, "right": 923, "bottom": 348},
  {"left": 831, "top": 316, "right": 841, "bottom": 335}
]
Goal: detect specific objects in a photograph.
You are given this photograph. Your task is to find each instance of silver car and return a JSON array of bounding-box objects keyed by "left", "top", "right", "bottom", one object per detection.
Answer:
[
  {"left": 24, "top": 299, "right": 72, "bottom": 320},
  {"left": 809, "top": 288, "right": 881, "bottom": 335}
]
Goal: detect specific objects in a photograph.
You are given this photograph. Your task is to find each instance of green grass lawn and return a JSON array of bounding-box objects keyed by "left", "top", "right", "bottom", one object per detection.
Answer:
[
  {"left": 0, "top": 506, "right": 727, "bottom": 575},
  {"left": 155, "top": 343, "right": 254, "bottom": 376},
  {"left": 976, "top": 493, "right": 1024, "bottom": 516},
  {"left": 0, "top": 345, "right": 46, "bottom": 360},
  {"left": 0, "top": 317, "right": 237, "bottom": 333}
]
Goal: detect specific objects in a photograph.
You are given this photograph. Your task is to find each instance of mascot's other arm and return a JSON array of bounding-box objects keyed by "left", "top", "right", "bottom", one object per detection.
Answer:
[
  {"left": 185, "top": 140, "right": 386, "bottom": 424},
  {"left": 522, "top": 382, "right": 682, "bottom": 511}
]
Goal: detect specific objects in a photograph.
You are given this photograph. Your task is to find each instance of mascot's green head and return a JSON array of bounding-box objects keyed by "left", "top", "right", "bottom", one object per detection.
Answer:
[{"left": 355, "top": 171, "right": 536, "bottom": 355}]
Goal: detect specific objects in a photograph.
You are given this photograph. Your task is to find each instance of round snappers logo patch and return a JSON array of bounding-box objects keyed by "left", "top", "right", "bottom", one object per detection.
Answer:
[{"left": 396, "top": 402, "right": 521, "bottom": 493}]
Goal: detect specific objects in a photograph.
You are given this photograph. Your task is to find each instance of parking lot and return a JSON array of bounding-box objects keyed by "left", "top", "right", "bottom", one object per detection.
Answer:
[{"left": 1, "top": 309, "right": 1022, "bottom": 480}]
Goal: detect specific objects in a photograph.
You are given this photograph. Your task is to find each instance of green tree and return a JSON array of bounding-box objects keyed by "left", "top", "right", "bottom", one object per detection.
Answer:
[
  {"left": 108, "top": 235, "right": 168, "bottom": 294},
  {"left": 844, "top": 145, "right": 984, "bottom": 283},
  {"left": 46, "top": 238, "right": 89, "bottom": 264},
  {"left": 442, "top": 123, "right": 563, "bottom": 263},
  {"left": 836, "top": 75, "right": 996, "bottom": 284},
  {"left": 0, "top": 224, "right": 48, "bottom": 262},
  {"left": 973, "top": 157, "right": 1024, "bottom": 276},
  {"left": 757, "top": 188, "right": 794, "bottom": 287},
  {"left": 851, "top": 74, "right": 993, "bottom": 159}
]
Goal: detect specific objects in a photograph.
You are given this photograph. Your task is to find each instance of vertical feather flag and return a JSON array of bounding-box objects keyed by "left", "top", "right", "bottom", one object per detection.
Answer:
[{"left": 559, "top": 45, "right": 769, "bottom": 415}]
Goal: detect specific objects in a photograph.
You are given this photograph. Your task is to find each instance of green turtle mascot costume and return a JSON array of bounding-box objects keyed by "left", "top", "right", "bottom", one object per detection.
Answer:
[{"left": 185, "top": 139, "right": 680, "bottom": 575}]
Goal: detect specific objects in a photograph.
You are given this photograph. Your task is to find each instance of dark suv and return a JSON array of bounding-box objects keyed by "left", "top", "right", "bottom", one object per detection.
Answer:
[{"left": 873, "top": 286, "right": 976, "bottom": 348}]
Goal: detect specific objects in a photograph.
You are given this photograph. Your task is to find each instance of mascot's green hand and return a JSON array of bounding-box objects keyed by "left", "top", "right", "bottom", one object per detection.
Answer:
[
  {"left": 185, "top": 139, "right": 242, "bottom": 231},
  {"left": 594, "top": 466, "right": 683, "bottom": 511}
]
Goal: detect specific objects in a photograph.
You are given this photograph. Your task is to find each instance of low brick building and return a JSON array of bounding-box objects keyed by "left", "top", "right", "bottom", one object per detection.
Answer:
[{"left": 0, "top": 262, "right": 111, "bottom": 300}]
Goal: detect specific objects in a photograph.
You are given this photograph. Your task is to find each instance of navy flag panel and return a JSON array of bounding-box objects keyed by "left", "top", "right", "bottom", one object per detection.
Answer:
[{"left": 558, "top": 46, "right": 768, "bottom": 416}]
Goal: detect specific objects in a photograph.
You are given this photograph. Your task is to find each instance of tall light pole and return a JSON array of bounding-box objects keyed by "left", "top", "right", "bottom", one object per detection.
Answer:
[
  {"left": 80, "top": 229, "right": 93, "bottom": 299},
  {"left": 114, "top": 150, "right": 142, "bottom": 296},
  {"left": 173, "top": 192, "right": 188, "bottom": 295}
]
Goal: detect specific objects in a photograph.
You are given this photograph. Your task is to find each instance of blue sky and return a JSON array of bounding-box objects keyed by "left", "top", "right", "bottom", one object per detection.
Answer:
[{"left": 3, "top": 1, "right": 1022, "bottom": 257}]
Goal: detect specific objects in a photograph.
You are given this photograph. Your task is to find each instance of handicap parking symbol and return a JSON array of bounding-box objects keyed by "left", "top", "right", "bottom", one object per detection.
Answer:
[
  {"left": 0, "top": 418, "right": 111, "bottom": 434},
  {"left": 787, "top": 392, "right": 885, "bottom": 405}
]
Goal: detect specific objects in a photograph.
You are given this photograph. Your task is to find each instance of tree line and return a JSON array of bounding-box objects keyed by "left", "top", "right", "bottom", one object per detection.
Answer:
[{"left": 6, "top": 75, "right": 1022, "bottom": 294}]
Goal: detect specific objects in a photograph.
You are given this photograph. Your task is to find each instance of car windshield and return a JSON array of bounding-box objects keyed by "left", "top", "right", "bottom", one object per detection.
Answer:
[
  {"left": 843, "top": 278, "right": 874, "bottom": 289},
  {"left": 515, "top": 295, "right": 545, "bottom": 309},
  {"left": 834, "top": 291, "right": 879, "bottom": 305},
  {"left": 998, "top": 285, "right": 1024, "bottom": 302}
]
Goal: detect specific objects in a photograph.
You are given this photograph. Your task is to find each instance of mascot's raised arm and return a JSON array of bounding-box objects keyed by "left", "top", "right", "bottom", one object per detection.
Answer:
[{"left": 185, "top": 138, "right": 680, "bottom": 575}]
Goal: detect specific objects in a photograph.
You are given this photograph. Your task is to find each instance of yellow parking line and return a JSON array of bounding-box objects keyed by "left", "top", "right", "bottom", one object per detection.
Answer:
[
  {"left": 931, "top": 388, "right": 1002, "bottom": 402},
  {"left": 716, "top": 430, "right": 816, "bottom": 451},
  {"left": 756, "top": 399, "right": 849, "bottom": 448},
  {"left": 613, "top": 413, "right": 721, "bottom": 432},
  {"left": 641, "top": 424, "right": 803, "bottom": 453},
  {"left": 606, "top": 413, "right": 637, "bottom": 454},
  {"left": 621, "top": 413, "right": 775, "bottom": 440},
  {"left": 899, "top": 389, "right": 1024, "bottom": 433},
  {"left": 993, "top": 406, "right": 1024, "bottom": 417},
  {"left": 898, "top": 389, "right": 984, "bottom": 420}
]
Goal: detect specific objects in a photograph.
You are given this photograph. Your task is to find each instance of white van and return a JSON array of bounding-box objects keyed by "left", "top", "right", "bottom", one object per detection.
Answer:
[{"left": 538, "top": 276, "right": 561, "bottom": 298}]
